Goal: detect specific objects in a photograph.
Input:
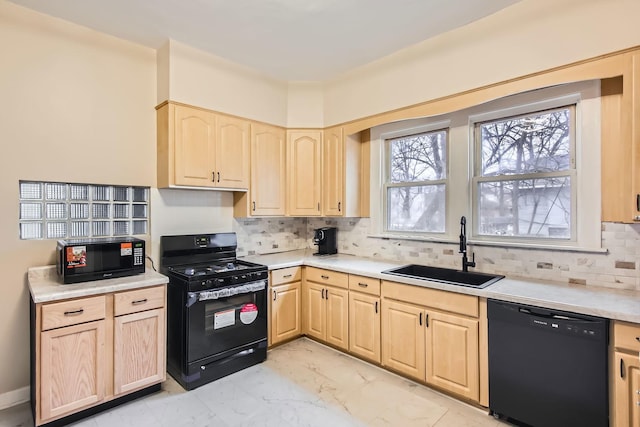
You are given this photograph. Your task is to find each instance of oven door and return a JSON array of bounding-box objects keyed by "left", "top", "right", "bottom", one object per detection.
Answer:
[{"left": 185, "top": 280, "right": 267, "bottom": 363}]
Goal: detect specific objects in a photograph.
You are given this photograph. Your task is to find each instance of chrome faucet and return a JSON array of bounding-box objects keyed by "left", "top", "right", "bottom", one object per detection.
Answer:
[{"left": 459, "top": 216, "right": 476, "bottom": 272}]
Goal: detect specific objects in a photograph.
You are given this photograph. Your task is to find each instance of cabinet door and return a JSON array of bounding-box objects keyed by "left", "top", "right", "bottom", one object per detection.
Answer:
[
  {"left": 614, "top": 352, "right": 640, "bottom": 427},
  {"left": 381, "top": 300, "right": 425, "bottom": 381},
  {"left": 216, "top": 114, "right": 250, "bottom": 189},
  {"left": 40, "top": 320, "right": 105, "bottom": 421},
  {"left": 251, "top": 123, "right": 286, "bottom": 215},
  {"left": 349, "top": 292, "right": 380, "bottom": 363},
  {"left": 425, "top": 311, "right": 479, "bottom": 401},
  {"left": 325, "top": 286, "right": 349, "bottom": 351},
  {"left": 271, "top": 282, "right": 301, "bottom": 345},
  {"left": 323, "top": 126, "right": 344, "bottom": 216},
  {"left": 287, "top": 130, "right": 322, "bottom": 216},
  {"left": 303, "top": 281, "right": 325, "bottom": 341},
  {"left": 113, "top": 308, "right": 166, "bottom": 396},
  {"left": 174, "top": 105, "right": 216, "bottom": 187}
]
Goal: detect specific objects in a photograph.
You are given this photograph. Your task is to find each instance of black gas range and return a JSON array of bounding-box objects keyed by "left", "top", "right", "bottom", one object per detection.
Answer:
[{"left": 160, "top": 232, "right": 268, "bottom": 390}]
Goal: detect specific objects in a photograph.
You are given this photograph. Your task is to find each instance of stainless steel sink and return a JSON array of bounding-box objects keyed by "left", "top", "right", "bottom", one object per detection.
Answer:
[{"left": 382, "top": 264, "right": 504, "bottom": 288}]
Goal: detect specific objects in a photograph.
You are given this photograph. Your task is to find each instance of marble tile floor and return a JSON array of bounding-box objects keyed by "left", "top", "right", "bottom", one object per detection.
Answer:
[{"left": 1, "top": 338, "right": 512, "bottom": 427}]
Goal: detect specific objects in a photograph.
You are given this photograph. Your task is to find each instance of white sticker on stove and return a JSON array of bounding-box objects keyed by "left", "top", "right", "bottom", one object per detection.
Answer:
[
  {"left": 240, "top": 303, "right": 258, "bottom": 324},
  {"left": 214, "top": 309, "right": 235, "bottom": 329}
]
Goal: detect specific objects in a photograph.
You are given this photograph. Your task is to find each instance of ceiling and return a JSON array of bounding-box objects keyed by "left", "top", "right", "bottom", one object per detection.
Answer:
[{"left": 8, "top": 0, "right": 523, "bottom": 81}]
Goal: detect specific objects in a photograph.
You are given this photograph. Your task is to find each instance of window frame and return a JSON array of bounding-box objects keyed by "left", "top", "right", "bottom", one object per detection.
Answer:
[
  {"left": 382, "top": 124, "right": 450, "bottom": 236},
  {"left": 471, "top": 104, "right": 578, "bottom": 244},
  {"left": 368, "top": 81, "right": 601, "bottom": 251}
]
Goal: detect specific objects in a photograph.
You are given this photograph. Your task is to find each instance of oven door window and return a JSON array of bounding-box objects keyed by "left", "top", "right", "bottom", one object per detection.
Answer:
[{"left": 187, "top": 289, "right": 267, "bottom": 363}]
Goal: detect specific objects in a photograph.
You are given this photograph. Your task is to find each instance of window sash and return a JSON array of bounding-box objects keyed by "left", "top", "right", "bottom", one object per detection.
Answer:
[{"left": 383, "top": 129, "right": 449, "bottom": 235}]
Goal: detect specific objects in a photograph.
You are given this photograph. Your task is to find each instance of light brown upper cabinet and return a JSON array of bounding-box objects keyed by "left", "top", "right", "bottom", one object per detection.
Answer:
[
  {"left": 157, "top": 102, "right": 249, "bottom": 190},
  {"left": 602, "top": 52, "right": 640, "bottom": 223},
  {"left": 322, "top": 127, "right": 369, "bottom": 217},
  {"left": 234, "top": 123, "right": 286, "bottom": 216},
  {"left": 287, "top": 130, "right": 322, "bottom": 216}
]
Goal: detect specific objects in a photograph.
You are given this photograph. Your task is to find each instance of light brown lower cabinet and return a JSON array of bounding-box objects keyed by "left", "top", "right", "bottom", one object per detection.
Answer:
[
  {"left": 612, "top": 321, "right": 640, "bottom": 427},
  {"left": 348, "top": 292, "right": 381, "bottom": 363},
  {"left": 381, "top": 281, "right": 480, "bottom": 402},
  {"left": 269, "top": 267, "right": 302, "bottom": 346},
  {"left": 32, "top": 285, "right": 166, "bottom": 426},
  {"left": 303, "top": 268, "right": 349, "bottom": 351},
  {"left": 40, "top": 319, "right": 106, "bottom": 421}
]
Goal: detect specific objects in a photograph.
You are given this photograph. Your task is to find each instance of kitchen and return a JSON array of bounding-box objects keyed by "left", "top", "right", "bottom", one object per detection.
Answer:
[{"left": 2, "top": 0, "right": 640, "bottom": 426}]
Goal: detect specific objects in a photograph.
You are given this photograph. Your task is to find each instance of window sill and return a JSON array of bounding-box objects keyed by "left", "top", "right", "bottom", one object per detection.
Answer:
[{"left": 366, "top": 233, "right": 608, "bottom": 254}]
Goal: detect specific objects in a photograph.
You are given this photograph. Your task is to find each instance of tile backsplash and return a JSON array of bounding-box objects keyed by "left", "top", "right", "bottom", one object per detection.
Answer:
[{"left": 235, "top": 217, "right": 640, "bottom": 291}]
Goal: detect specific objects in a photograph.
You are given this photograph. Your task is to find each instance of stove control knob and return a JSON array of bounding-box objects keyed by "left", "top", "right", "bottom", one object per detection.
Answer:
[
  {"left": 232, "top": 276, "right": 239, "bottom": 283},
  {"left": 202, "top": 279, "right": 212, "bottom": 287},
  {"left": 216, "top": 278, "right": 225, "bottom": 285}
]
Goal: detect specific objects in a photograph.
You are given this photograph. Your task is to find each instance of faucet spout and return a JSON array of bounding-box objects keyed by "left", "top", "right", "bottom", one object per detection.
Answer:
[{"left": 459, "top": 216, "right": 476, "bottom": 272}]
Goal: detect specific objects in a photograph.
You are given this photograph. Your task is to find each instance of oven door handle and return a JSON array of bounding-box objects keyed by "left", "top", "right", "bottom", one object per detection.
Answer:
[{"left": 186, "top": 280, "right": 267, "bottom": 307}]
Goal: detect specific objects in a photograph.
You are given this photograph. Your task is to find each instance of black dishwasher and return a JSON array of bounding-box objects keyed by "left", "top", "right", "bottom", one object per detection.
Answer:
[{"left": 488, "top": 299, "right": 609, "bottom": 427}]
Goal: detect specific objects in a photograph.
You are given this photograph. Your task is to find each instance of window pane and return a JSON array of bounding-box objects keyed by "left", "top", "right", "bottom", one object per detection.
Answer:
[
  {"left": 389, "top": 131, "right": 446, "bottom": 183},
  {"left": 478, "top": 177, "right": 571, "bottom": 239},
  {"left": 387, "top": 185, "right": 445, "bottom": 233},
  {"left": 480, "top": 108, "right": 571, "bottom": 177}
]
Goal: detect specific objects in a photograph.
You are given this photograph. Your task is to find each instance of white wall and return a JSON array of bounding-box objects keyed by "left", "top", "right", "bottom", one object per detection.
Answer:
[
  {"left": 323, "top": 0, "right": 640, "bottom": 126},
  {"left": 0, "top": 1, "right": 156, "bottom": 397},
  {"left": 286, "top": 82, "right": 324, "bottom": 128},
  {"left": 164, "top": 40, "right": 290, "bottom": 126}
]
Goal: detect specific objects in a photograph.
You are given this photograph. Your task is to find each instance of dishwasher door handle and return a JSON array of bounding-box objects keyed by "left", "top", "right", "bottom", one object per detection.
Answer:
[{"left": 518, "top": 307, "right": 584, "bottom": 322}]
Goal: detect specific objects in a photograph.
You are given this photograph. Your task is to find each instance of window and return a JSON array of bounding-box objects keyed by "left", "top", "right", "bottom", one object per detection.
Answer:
[
  {"left": 384, "top": 129, "right": 447, "bottom": 233},
  {"left": 473, "top": 106, "right": 575, "bottom": 240},
  {"left": 371, "top": 81, "right": 600, "bottom": 249},
  {"left": 19, "top": 181, "right": 150, "bottom": 240}
]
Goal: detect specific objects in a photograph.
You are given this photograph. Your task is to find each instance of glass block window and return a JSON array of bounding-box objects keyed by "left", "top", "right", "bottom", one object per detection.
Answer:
[{"left": 19, "top": 181, "right": 150, "bottom": 240}]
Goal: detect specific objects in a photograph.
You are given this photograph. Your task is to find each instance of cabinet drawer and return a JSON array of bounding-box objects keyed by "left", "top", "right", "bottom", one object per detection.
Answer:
[
  {"left": 381, "top": 281, "right": 478, "bottom": 318},
  {"left": 349, "top": 274, "right": 381, "bottom": 296},
  {"left": 613, "top": 321, "right": 640, "bottom": 351},
  {"left": 271, "top": 267, "right": 302, "bottom": 285},
  {"left": 114, "top": 286, "right": 165, "bottom": 317},
  {"left": 42, "top": 295, "right": 106, "bottom": 331},
  {"left": 305, "top": 267, "right": 348, "bottom": 289}
]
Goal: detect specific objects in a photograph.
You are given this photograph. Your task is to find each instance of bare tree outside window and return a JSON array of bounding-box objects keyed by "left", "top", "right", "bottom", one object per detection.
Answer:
[
  {"left": 475, "top": 107, "right": 574, "bottom": 239},
  {"left": 385, "top": 130, "right": 447, "bottom": 233}
]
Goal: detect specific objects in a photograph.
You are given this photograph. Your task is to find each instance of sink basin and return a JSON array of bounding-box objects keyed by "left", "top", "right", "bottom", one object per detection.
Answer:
[{"left": 382, "top": 264, "right": 504, "bottom": 288}]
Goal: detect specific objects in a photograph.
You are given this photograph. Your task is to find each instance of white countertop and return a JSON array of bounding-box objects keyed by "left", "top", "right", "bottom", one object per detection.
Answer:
[
  {"left": 29, "top": 266, "right": 169, "bottom": 303},
  {"left": 243, "top": 249, "right": 640, "bottom": 323}
]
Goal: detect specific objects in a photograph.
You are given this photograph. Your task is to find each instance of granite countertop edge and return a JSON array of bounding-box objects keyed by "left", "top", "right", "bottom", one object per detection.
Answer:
[
  {"left": 28, "top": 266, "right": 169, "bottom": 304},
  {"left": 242, "top": 249, "right": 640, "bottom": 323}
]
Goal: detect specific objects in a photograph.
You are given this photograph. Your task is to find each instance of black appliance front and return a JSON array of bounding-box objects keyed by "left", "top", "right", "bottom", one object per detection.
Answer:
[
  {"left": 162, "top": 232, "right": 268, "bottom": 391},
  {"left": 488, "top": 299, "right": 609, "bottom": 427},
  {"left": 57, "top": 237, "right": 145, "bottom": 284}
]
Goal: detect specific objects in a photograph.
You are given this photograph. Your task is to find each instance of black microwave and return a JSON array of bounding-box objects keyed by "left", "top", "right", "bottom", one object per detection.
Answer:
[{"left": 57, "top": 237, "right": 145, "bottom": 284}]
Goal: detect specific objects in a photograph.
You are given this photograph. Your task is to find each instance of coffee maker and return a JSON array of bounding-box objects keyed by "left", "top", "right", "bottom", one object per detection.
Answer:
[{"left": 313, "top": 227, "right": 337, "bottom": 256}]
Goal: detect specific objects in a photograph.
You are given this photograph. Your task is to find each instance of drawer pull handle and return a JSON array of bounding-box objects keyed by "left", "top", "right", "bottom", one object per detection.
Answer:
[
  {"left": 64, "top": 309, "right": 84, "bottom": 316},
  {"left": 425, "top": 313, "right": 429, "bottom": 328},
  {"left": 419, "top": 312, "right": 422, "bottom": 326},
  {"left": 321, "top": 289, "right": 325, "bottom": 299},
  {"left": 321, "top": 275, "right": 329, "bottom": 280},
  {"left": 358, "top": 283, "right": 368, "bottom": 288},
  {"left": 131, "top": 298, "right": 148, "bottom": 305},
  {"left": 621, "top": 358, "right": 625, "bottom": 379},
  {"left": 273, "top": 289, "right": 277, "bottom": 301},
  {"left": 283, "top": 274, "right": 293, "bottom": 278},
  {"left": 375, "top": 301, "right": 378, "bottom": 313}
]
